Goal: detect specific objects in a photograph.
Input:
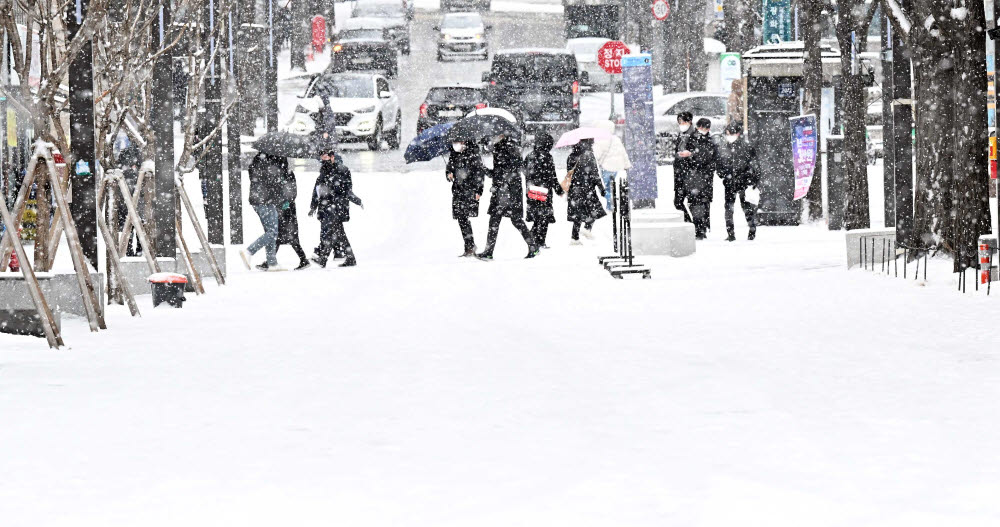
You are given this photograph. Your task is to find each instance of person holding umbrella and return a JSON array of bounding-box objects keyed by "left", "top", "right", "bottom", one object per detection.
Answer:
[
  {"left": 592, "top": 120, "right": 631, "bottom": 211},
  {"left": 310, "top": 148, "right": 358, "bottom": 267},
  {"left": 523, "top": 133, "right": 563, "bottom": 248},
  {"left": 446, "top": 140, "right": 486, "bottom": 257},
  {"left": 241, "top": 152, "right": 286, "bottom": 270},
  {"left": 477, "top": 134, "right": 538, "bottom": 260},
  {"left": 564, "top": 139, "right": 606, "bottom": 244}
]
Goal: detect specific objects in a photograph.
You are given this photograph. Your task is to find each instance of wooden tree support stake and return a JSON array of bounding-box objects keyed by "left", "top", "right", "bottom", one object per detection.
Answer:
[{"left": 177, "top": 179, "right": 225, "bottom": 285}]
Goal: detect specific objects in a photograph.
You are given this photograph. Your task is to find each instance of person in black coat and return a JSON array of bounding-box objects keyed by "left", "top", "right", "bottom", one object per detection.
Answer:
[
  {"left": 566, "top": 139, "right": 606, "bottom": 243},
  {"left": 276, "top": 168, "right": 310, "bottom": 269},
  {"left": 686, "top": 118, "right": 717, "bottom": 240},
  {"left": 446, "top": 140, "right": 486, "bottom": 257},
  {"left": 309, "top": 149, "right": 357, "bottom": 267},
  {"left": 673, "top": 111, "right": 695, "bottom": 223},
  {"left": 717, "top": 122, "right": 759, "bottom": 241},
  {"left": 523, "top": 133, "right": 563, "bottom": 249},
  {"left": 241, "top": 153, "right": 286, "bottom": 270},
  {"left": 477, "top": 134, "right": 538, "bottom": 260}
]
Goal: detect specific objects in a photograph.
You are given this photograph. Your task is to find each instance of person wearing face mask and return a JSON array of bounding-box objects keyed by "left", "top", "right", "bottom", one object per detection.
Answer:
[
  {"left": 673, "top": 111, "right": 695, "bottom": 223},
  {"left": 717, "top": 122, "right": 759, "bottom": 241},
  {"left": 565, "top": 139, "right": 607, "bottom": 244},
  {"left": 523, "top": 133, "right": 564, "bottom": 248},
  {"left": 686, "top": 118, "right": 717, "bottom": 240},
  {"left": 446, "top": 140, "right": 486, "bottom": 257},
  {"left": 309, "top": 148, "right": 357, "bottom": 267},
  {"left": 477, "top": 134, "right": 539, "bottom": 260}
]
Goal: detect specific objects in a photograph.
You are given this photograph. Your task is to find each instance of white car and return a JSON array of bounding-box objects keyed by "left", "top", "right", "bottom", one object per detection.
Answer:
[
  {"left": 566, "top": 37, "right": 610, "bottom": 89},
  {"left": 651, "top": 91, "right": 728, "bottom": 161},
  {"left": 435, "top": 12, "right": 490, "bottom": 61},
  {"left": 296, "top": 72, "right": 403, "bottom": 151}
]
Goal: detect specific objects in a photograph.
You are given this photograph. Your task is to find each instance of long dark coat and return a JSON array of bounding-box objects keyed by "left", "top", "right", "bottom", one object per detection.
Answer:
[
  {"left": 716, "top": 137, "right": 759, "bottom": 192},
  {"left": 446, "top": 144, "right": 486, "bottom": 219},
  {"left": 248, "top": 154, "right": 286, "bottom": 207},
  {"left": 486, "top": 138, "right": 524, "bottom": 219},
  {"left": 685, "top": 132, "right": 717, "bottom": 204},
  {"left": 673, "top": 128, "right": 696, "bottom": 196},
  {"left": 277, "top": 171, "right": 301, "bottom": 245},
  {"left": 310, "top": 159, "right": 353, "bottom": 222},
  {"left": 566, "top": 145, "right": 607, "bottom": 223},
  {"left": 523, "top": 136, "right": 563, "bottom": 224}
]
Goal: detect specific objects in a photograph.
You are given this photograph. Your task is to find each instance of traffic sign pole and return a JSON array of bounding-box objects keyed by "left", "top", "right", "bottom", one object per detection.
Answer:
[{"left": 597, "top": 40, "right": 632, "bottom": 123}]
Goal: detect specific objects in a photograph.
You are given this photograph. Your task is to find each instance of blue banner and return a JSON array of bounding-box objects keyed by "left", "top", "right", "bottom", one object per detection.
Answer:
[
  {"left": 622, "top": 54, "right": 657, "bottom": 202},
  {"left": 789, "top": 114, "right": 817, "bottom": 200}
]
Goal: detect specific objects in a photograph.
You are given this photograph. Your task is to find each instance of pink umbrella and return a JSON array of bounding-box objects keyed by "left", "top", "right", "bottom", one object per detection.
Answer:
[{"left": 554, "top": 127, "right": 613, "bottom": 148}]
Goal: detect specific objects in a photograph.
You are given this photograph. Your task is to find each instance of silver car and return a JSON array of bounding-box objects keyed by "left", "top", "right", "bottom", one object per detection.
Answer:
[
  {"left": 435, "top": 12, "right": 490, "bottom": 61},
  {"left": 566, "top": 37, "right": 611, "bottom": 90},
  {"left": 653, "top": 91, "right": 728, "bottom": 161}
]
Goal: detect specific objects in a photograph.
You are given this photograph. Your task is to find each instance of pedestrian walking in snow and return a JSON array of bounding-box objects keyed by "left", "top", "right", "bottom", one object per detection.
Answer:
[
  {"left": 564, "top": 139, "right": 606, "bottom": 244},
  {"left": 477, "top": 134, "right": 538, "bottom": 260},
  {"left": 686, "top": 118, "right": 717, "bottom": 240},
  {"left": 310, "top": 149, "right": 358, "bottom": 268},
  {"left": 276, "top": 168, "right": 310, "bottom": 270},
  {"left": 446, "top": 140, "right": 486, "bottom": 257},
  {"left": 523, "top": 133, "right": 563, "bottom": 249},
  {"left": 673, "top": 111, "right": 696, "bottom": 223},
  {"left": 241, "top": 153, "right": 286, "bottom": 271},
  {"left": 717, "top": 122, "right": 759, "bottom": 241},
  {"left": 592, "top": 120, "right": 631, "bottom": 211}
]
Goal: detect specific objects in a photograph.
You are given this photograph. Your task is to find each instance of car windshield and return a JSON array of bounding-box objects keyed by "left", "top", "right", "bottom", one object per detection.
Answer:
[
  {"left": 492, "top": 54, "right": 577, "bottom": 83},
  {"left": 442, "top": 15, "right": 481, "bottom": 29},
  {"left": 567, "top": 39, "right": 609, "bottom": 57},
  {"left": 427, "top": 88, "right": 483, "bottom": 104},
  {"left": 354, "top": 3, "right": 404, "bottom": 18},
  {"left": 340, "top": 29, "right": 383, "bottom": 40},
  {"left": 310, "top": 76, "right": 374, "bottom": 98}
]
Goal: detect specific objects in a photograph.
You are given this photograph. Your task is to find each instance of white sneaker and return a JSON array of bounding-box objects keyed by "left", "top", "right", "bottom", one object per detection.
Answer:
[
  {"left": 582, "top": 229, "right": 595, "bottom": 240},
  {"left": 239, "top": 249, "right": 252, "bottom": 270},
  {"left": 570, "top": 239, "right": 583, "bottom": 246}
]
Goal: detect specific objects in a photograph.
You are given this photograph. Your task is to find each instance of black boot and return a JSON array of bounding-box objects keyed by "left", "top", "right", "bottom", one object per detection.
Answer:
[
  {"left": 726, "top": 231, "right": 736, "bottom": 242},
  {"left": 748, "top": 228, "right": 756, "bottom": 241},
  {"left": 339, "top": 256, "right": 357, "bottom": 267},
  {"left": 310, "top": 256, "right": 326, "bottom": 268}
]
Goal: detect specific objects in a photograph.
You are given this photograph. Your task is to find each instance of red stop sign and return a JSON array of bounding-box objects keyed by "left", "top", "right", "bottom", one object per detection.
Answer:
[{"left": 597, "top": 40, "right": 632, "bottom": 74}]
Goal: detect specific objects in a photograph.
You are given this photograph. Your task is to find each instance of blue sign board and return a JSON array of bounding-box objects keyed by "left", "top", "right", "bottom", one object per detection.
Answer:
[{"left": 622, "top": 54, "right": 657, "bottom": 202}]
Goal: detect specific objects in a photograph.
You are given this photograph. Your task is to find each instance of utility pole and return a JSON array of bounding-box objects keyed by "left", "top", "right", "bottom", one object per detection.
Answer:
[
  {"left": 801, "top": 0, "right": 824, "bottom": 221},
  {"left": 151, "top": 0, "right": 177, "bottom": 258},
  {"left": 881, "top": 12, "right": 895, "bottom": 227},
  {"left": 228, "top": 4, "right": 244, "bottom": 245},
  {"left": 203, "top": 0, "right": 226, "bottom": 244},
  {"left": 66, "top": 0, "right": 98, "bottom": 268},
  {"left": 890, "top": 2, "right": 913, "bottom": 245},
  {"left": 266, "top": 0, "right": 279, "bottom": 132}
]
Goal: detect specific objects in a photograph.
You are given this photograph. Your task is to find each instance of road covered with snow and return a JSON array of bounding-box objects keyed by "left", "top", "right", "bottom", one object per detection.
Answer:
[{"left": 3, "top": 161, "right": 1000, "bottom": 525}]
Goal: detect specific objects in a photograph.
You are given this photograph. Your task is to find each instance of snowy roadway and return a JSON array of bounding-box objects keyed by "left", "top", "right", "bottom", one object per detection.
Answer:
[{"left": 2, "top": 162, "right": 1000, "bottom": 525}]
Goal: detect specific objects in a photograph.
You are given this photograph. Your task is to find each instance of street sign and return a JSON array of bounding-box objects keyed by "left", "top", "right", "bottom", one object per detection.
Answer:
[
  {"left": 652, "top": 0, "right": 670, "bottom": 21},
  {"left": 597, "top": 40, "right": 631, "bottom": 74},
  {"left": 622, "top": 54, "right": 657, "bottom": 203}
]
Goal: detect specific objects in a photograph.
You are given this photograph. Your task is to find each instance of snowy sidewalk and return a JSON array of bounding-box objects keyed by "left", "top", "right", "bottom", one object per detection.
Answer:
[{"left": 2, "top": 169, "right": 1000, "bottom": 525}]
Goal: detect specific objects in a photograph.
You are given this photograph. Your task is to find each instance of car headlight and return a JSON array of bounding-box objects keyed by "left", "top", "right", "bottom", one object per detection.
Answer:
[
  {"left": 355, "top": 106, "right": 376, "bottom": 114},
  {"left": 443, "top": 34, "right": 451, "bottom": 40},
  {"left": 474, "top": 34, "right": 483, "bottom": 40}
]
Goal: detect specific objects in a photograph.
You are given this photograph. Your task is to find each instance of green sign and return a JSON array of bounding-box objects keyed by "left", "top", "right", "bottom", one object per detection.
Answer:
[{"left": 762, "top": 0, "right": 792, "bottom": 44}]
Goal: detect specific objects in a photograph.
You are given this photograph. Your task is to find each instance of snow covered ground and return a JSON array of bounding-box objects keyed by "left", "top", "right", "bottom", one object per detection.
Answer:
[{"left": 3, "top": 160, "right": 1000, "bottom": 525}]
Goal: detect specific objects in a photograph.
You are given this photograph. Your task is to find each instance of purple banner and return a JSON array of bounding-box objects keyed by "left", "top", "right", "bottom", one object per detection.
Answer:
[{"left": 789, "top": 115, "right": 817, "bottom": 200}]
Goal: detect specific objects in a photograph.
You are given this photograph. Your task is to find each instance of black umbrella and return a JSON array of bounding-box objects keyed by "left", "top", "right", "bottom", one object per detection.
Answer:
[
  {"left": 446, "top": 114, "right": 522, "bottom": 144},
  {"left": 252, "top": 131, "right": 335, "bottom": 159}
]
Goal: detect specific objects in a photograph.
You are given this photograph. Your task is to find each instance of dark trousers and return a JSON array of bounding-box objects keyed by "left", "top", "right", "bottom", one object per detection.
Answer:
[
  {"left": 316, "top": 216, "right": 354, "bottom": 264},
  {"left": 724, "top": 186, "right": 757, "bottom": 236},
  {"left": 279, "top": 240, "right": 308, "bottom": 263},
  {"left": 571, "top": 220, "right": 594, "bottom": 240},
  {"left": 530, "top": 221, "right": 550, "bottom": 246},
  {"left": 690, "top": 200, "right": 711, "bottom": 238},
  {"left": 483, "top": 214, "right": 533, "bottom": 255},
  {"left": 457, "top": 217, "right": 475, "bottom": 251},
  {"left": 673, "top": 174, "right": 692, "bottom": 223}
]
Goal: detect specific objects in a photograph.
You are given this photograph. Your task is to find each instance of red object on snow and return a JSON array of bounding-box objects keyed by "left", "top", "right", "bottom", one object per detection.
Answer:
[{"left": 148, "top": 272, "right": 189, "bottom": 285}]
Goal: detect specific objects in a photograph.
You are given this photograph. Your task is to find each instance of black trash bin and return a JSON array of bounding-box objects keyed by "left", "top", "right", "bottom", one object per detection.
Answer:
[{"left": 148, "top": 272, "right": 189, "bottom": 308}]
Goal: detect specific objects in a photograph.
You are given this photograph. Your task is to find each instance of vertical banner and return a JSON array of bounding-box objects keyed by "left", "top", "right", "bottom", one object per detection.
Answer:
[
  {"left": 720, "top": 53, "right": 741, "bottom": 92},
  {"left": 762, "top": 0, "right": 792, "bottom": 44},
  {"left": 622, "top": 54, "right": 657, "bottom": 203},
  {"left": 790, "top": 114, "right": 817, "bottom": 200}
]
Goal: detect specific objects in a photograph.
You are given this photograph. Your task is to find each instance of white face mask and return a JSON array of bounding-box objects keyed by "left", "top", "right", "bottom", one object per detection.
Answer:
[
  {"left": 699, "top": 129, "right": 710, "bottom": 135},
  {"left": 452, "top": 143, "right": 466, "bottom": 152},
  {"left": 725, "top": 134, "right": 739, "bottom": 144},
  {"left": 678, "top": 123, "right": 691, "bottom": 132}
]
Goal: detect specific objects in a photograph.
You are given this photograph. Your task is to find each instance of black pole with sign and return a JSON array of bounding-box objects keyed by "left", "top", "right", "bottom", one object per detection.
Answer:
[{"left": 67, "top": 0, "right": 98, "bottom": 268}]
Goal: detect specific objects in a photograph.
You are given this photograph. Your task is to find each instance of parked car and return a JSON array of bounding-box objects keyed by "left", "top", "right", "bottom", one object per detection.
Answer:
[
  {"left": 352, "top": 0, "right": 411, "bottom": 55},
  {"left": 652, "top": 91, "right": 727, "bottom": 161},
  {"left": 434, "top": 12, "right": 490, "bottom": 61},
  {"left": 565, "top": 37, "right": 610, "bottom": 90},
  {"left": 482, "top": 49, "right": 583, "bottom": 131},
  {"left": 441, "top": 0, "right": 491, "bottom": 12},
  {"left": 298, "top": 72, "right": 403, "bottom": 151},
  {"left": 417, "top": 85, "right": 488, "bottom": 134},
  {"left": 330, "top": 20, "right": 399, "bottom": 78}
]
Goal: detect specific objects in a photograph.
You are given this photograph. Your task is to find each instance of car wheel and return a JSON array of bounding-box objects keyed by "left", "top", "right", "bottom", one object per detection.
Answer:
[
  {"left": 367, "top": 119, "right": 383, "bottom": 151},
  {"left": 388, "top": 113, "right": 402, "bottom": 150}
]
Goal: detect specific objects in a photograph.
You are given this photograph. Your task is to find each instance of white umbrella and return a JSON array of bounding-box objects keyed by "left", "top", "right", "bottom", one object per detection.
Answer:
[
  {"left": 591, "top": 120, "right": 631, "bottom": 172},
  {"left": 466, "top": 107, "right": 518, "bottom": 124}
]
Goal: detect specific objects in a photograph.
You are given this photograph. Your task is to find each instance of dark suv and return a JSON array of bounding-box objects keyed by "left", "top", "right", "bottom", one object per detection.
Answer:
[
  {"left": 482, "top": 49, "right": 582, "bottom": 131},
  {"left": 352, "top": 0, "right": 412, "bottom": 55},
  {"left": 417, "top": 85, "right": 487, "bottom": 134}
]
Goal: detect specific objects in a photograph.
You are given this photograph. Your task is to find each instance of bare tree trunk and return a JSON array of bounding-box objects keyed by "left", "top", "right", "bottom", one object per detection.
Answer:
[{"left": 801, "top": 0, "right": 824, "bottom": 221}]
